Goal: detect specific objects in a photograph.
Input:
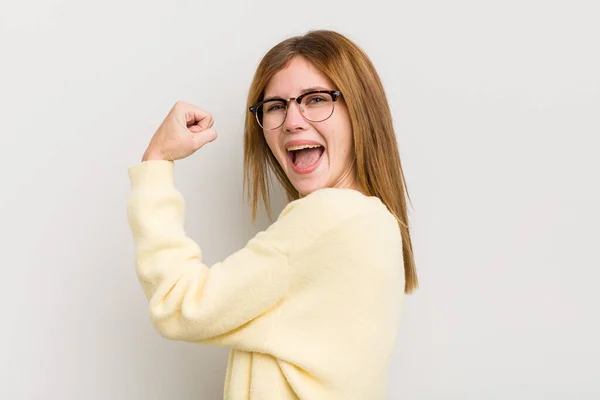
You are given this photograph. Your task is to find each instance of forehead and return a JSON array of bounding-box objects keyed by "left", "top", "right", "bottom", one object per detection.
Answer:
[{"left": 264, "top": 56, "right": 334, "bottom": 98}]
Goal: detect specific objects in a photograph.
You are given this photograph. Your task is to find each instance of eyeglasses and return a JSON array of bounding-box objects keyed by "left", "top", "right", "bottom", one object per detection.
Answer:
[{"left": 249, "top": 90, "right": 342, "bottom": 130}]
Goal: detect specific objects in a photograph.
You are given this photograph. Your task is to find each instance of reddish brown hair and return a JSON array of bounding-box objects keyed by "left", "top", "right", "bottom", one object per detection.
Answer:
[{"left": 243, "top": 30, "right": 418, "bottom": 293}]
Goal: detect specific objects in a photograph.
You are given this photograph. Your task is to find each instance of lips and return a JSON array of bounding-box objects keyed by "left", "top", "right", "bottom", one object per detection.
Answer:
[{"left": 285, "top": 140, "right": 325, "bottom": 150}]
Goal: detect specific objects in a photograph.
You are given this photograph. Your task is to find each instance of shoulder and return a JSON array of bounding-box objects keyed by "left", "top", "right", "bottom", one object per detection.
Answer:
[
  {"left": 279, "top": 187, "right": 385, "bottom": 220},
  {"left": 278, "top": 189, "right": 404, "bottom": 286},
  {"left": 272, "top": 188, "right": 399, "bottom": 250}
]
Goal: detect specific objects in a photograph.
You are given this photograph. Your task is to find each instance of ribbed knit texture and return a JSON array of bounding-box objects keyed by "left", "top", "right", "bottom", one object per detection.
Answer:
[{"left": 126, "top": 159, "right": 405, "bottom": 399}]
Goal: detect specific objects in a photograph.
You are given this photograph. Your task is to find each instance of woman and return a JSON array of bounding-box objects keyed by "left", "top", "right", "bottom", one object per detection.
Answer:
[{"left": 127, "top": 30, "right": 417, "bottom": 400}]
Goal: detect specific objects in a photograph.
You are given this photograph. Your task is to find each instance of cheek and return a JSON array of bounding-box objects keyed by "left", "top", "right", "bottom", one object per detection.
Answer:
[
  {"left": 264, "top": 133, "right": 284, "bottom": 161},
  {"left": 328, "top": 107, "right": 353, "bottom": 142},
  {"left": 328, "top": 120, "right": 353, "bottom": 154},
  {"left": 341, "top": 115, "right": 354, "bottom": 152},
  {"left": 263, "top": 130, "right": 274, "bottom": 148}
]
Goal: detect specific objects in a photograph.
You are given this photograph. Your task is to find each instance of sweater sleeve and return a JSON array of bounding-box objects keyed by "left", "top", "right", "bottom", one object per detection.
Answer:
[
  {"left": 126, "top": 160, "right": 295, "bottom": 345},
  {"left": 126, "top": 159, "right": 402, "bottom": 352}
]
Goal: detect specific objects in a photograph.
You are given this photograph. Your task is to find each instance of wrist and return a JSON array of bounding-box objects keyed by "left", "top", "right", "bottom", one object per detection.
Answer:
[{"left": 141, "top": 149, "right": 164, "bottom": 162}]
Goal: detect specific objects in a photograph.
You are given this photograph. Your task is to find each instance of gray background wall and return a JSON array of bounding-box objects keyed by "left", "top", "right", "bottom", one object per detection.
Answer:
[{"left": 1, "top": 0, "right": 598, "bottom": 398}]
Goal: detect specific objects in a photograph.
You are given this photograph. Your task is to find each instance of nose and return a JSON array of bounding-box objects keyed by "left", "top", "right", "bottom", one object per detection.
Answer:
[{"left": 282, "top": 101, "right": 308, "bottom": 132}]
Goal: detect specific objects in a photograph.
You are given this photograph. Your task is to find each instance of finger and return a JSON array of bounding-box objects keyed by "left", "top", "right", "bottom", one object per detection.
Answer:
[
  {"left": 180, "top": 104, "right": 212, "bottom": 129},
  {"left": 188, "top": 124, "right": 204, "bottom": 133},
  {"left": 191, "top": 128, "right": 217, "bottom": 149},
  {"left": 187, "top": 115, "right": 214, "bottom": 133}
]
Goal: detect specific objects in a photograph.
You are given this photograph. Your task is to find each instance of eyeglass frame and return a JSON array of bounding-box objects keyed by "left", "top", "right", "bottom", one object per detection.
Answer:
[{"left": 248, "top": 90, "right": 343, "bottom": 130}]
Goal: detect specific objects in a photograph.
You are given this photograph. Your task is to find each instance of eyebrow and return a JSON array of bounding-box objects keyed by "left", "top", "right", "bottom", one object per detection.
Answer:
[{"left": 263, "top": 86, "right": 331, "bottom": 102}]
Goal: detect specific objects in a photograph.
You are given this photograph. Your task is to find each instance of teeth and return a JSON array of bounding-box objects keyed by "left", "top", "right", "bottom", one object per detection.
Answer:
[{"left": 287, "top": 144, "right": 323, "bottom": 151}]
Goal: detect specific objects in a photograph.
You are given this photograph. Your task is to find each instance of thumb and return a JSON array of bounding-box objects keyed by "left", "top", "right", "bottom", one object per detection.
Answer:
[{"left": 191, "top": 128, "right": 217, "bottom": 149}]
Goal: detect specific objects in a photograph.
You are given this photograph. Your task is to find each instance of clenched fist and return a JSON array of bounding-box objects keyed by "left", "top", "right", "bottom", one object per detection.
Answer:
[{"left": 142, "top": 101, "right": 217, "bottom": 162}]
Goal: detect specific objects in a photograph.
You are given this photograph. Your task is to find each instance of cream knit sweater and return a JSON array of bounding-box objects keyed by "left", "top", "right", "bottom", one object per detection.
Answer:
[{"left": 126, "top": 160, "right": 405, "bottom": 399}]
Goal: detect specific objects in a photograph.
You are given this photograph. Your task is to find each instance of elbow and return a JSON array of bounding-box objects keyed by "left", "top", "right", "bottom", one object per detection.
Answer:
[
  {"left": 147, "top": 307, "right": 215, "bottom": 343},
  {"left": 150, "top": 318, "right": 187, "bottom": 341}
]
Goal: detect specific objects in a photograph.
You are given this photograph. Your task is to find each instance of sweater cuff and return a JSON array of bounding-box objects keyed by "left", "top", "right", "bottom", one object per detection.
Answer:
[{"left": 128, "top": 160, "right": 175, "bottom": 190}]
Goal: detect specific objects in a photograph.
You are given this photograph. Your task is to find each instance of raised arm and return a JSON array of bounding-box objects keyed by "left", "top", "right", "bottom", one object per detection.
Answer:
[{"left": 127, "top": 160, "right": 295, "bottom": 347}]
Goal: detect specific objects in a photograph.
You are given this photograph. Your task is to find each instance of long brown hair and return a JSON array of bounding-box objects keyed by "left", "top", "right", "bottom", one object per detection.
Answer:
[{"left": 243, "top": 30, "right": 418, "bottom": 294}]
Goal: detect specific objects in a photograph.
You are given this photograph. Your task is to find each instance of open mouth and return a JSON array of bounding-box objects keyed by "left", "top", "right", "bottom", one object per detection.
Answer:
[{"left": 287, "top": 145, "right": 325, "bottom": 173}]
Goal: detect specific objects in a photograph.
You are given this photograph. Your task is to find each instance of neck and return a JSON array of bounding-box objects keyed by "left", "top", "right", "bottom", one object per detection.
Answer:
[{"left": 298, "top": 170, "right": 367, "bottom": 199}]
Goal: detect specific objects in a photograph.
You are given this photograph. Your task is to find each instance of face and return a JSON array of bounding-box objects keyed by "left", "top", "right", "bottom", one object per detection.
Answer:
[{"left": 261, "top": 56, "right": 360, "bottom": 198}]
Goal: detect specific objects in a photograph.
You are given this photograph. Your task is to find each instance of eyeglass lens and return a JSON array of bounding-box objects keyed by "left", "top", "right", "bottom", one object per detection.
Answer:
[{"left": 256, "top": 92, "right": 336, "bottom": 130}]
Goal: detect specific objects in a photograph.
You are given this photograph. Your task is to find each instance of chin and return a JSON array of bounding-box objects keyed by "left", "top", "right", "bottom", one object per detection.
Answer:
[{"left": 291, "top": 178, "right": 327, "bottom": 198}]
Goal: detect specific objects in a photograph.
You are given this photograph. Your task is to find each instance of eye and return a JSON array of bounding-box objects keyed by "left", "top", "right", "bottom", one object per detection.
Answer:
[
  {"left": 303, "top": 94, "right": 330, "bottom": 106},
  {"left": 266, "top": 102, "right": 285, "bottom": 112}
]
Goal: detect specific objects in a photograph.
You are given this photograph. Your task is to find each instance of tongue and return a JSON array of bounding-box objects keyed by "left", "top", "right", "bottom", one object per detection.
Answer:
[{"left": 294, "top": 147, "right": 323, "bottom": 168}]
